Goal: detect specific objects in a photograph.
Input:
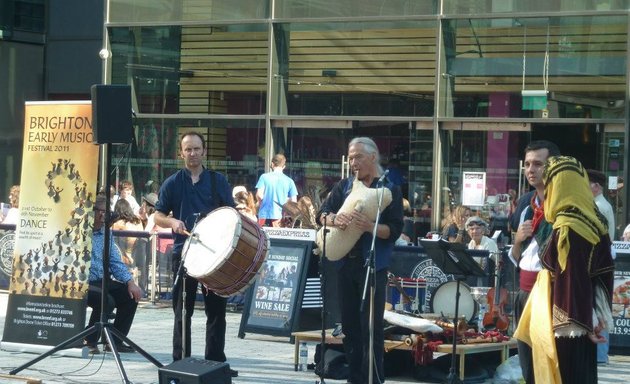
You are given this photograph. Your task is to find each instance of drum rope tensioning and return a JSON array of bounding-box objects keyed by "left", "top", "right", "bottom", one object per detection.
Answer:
[
  {"left": 211, "top": 221, "right": 268, "bottom": 296},
  {"left": 183, "top": 207, "right": 270, "bottom": 298}
]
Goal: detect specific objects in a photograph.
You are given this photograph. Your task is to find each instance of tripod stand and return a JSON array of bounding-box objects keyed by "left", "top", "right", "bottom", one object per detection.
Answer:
[
  {"left": 419, "top": 239, "right": 486, "bottom": 384},
  {"left": 10, "top": 143, "right": 162, "bottom": 383},
  {"left": 172, "top": 213, "right": 203, "bottom": 360}
]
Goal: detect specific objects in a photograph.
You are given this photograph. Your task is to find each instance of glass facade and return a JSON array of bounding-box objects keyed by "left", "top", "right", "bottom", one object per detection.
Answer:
[
  {"left": 271, "top": 20, "right": 437, "bottom": 117},
  {"left": 111, "top": 117, "right": 265, "bottom": 193},
  {"left": 104, "top": 0, "right": 630, "bottom": 238},
  {"left": 443, "top": 16, "right": 626, "bottom": 119},
  {"left": 273, "top": 0, "right": 438, "bottom": 18}
]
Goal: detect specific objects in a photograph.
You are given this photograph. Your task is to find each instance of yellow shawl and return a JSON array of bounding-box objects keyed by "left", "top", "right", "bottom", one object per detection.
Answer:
[
  {"left": 513, "top": 270, "right": 561, "bottom": 384},
  {"left": 542, "top": 156, "right": 607, "bottom": 272}
]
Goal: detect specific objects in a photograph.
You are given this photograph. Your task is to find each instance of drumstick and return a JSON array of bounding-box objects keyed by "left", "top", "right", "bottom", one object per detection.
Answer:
[{"left": 183, "top": 230, "right": 216, "bottom": 253}]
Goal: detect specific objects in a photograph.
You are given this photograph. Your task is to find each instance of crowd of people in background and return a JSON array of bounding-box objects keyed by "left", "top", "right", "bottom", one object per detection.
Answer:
[{"left": 1, "top": 133, "right": 629, "bottom": 382}]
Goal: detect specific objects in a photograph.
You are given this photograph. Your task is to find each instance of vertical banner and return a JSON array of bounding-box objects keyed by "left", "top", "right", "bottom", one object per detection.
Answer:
[{"left": 1, "top": 101, "right": 98, "bottom": 348}]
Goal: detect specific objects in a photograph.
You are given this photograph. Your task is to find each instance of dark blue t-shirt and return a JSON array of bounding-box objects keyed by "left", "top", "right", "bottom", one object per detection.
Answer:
[{"left": 155, "top": 167, "right": 235, "bottom": 255}]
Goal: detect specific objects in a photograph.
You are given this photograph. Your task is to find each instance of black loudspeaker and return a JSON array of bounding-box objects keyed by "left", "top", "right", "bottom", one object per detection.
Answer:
[
  {"left": 90, "top": 84, "right": 133, "bottom": 144},
  {"left": 158, "top": 357, "right": 232, "bottom": 384}
]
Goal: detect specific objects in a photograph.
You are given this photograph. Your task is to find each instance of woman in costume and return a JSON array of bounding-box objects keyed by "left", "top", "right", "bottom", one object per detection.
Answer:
[{"left": 514, "top": 156, "right": 614, "bottom": 383}]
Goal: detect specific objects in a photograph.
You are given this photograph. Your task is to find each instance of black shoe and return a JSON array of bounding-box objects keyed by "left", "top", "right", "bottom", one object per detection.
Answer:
[
  {"left": 83, "top": 340, "right": 100, "bottom": 354},
  {"left": 86, "top": 344, "right": 100, "bottom": 354},
  {"left": 229, "top": 368, "right": 238, "bottom": 377},
  {"left": 105, "top": 344, "right": 135, "bottom": 353}
]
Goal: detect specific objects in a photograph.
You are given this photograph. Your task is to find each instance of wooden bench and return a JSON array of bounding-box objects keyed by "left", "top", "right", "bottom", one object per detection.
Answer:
[{"left": 291, "top": 330, "right": 517, "bottom": 380}]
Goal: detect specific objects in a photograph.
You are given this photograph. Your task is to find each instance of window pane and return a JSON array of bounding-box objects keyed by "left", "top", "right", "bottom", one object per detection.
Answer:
[
  {"left": 274, "top": 0, "right": 437, "bottom": 18},
  {"left": 440, "top": 16, "right": 626, "bottom": 118},
  {"left": 409, "top": 128, "right": 434, "bottom": 237},
  {"left": 444, "top": 0, "right": 627, "bottom": 14},
  {"left": 272, "top": 20, "right": 437, "bottom": 117},
  {"left": 109, "top": 0, "right": 269, "bottom": 23},
  {"left": 270, "top": 121, "right": 411, "bottom": 194},
  {"left": 439, "top": 128, "right": 531, "bottom": 235},
  {"left": 109, "top": 24, "right": 269, "bottom": 115},
  {"left": 111, "top": 117, "right": 265, "bottom": 194}
]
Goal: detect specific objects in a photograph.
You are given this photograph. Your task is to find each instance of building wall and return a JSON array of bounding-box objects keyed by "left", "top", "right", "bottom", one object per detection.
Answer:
[
  {"left": 99, "top": 1, "right": 629, "bottom": 233},
  {"left": 46, "top": 0, "right": 103, "bottom": 96},
  {"left": 0, "top": 0, "right": 102, "bottom": 199},
  {"left": 2, "top": 0, "right": 628, "bottom": 233}
]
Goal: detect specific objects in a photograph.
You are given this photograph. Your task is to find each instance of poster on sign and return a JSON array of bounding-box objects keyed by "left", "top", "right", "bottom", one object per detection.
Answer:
[
  {"left": 241, "top": 241, "right": 310, "bottom": 336},
  {"left": 1, "top": 101, "right": 98, "bottom": 349},
  {"left": 610, "top": 241, "right": 630, "bottom": 348},
  {"left": 239, "top": 228, "right": 316, "bottom": 338},
  {"left": 462, "top": 172, "right": 486, "bottom": 207}
]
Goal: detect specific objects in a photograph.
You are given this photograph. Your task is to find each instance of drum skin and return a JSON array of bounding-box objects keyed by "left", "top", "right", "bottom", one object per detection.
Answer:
[
  {"left": 184, "top": 207, "right": 269, "bottom": 297},
  {"left": 430, "top": 281, "right": 477, "bottom": 323}
]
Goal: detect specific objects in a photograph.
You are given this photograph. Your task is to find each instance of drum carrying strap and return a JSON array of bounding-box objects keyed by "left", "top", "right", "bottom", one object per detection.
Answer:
[
  {"left": 210, "top": 171, "right": 223, "bottom": 209},
  {"left": 210, "top": 171, "right": 219, "bottom": 207}
]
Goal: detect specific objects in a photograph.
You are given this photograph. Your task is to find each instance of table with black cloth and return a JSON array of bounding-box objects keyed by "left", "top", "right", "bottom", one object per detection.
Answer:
[{"left": 388, "top": 245, "right": 515, "bottom": 318}]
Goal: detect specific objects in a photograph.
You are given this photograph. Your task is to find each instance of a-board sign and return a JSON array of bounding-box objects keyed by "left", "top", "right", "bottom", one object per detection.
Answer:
[
  {"left": 610, "top": 241, "right": 630, "bottom": 350},
  {"left": 238, "top": 228, "right": 316, "bottom": 338}
]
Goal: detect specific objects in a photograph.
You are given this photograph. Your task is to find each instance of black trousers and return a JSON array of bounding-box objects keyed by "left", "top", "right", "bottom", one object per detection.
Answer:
[
  {"left": 338, "top": 257, "right": 387, "bottom": 384},
  {"left": 85, "top": 279, "right": 138, "bottom": 346},
  {"left": 171, "top": 267, "right": 227, "bottom": 362},
  {"left": 515, "top": 289, "right": 534, "bottom": 384},
  {"left": 557, "top": 335, "right": 597, "bottom": 383}
]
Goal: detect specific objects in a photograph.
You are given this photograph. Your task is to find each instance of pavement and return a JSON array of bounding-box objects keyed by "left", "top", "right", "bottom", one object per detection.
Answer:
[{"left": 1, "top": 291, "right": 629, "bottom": 384}]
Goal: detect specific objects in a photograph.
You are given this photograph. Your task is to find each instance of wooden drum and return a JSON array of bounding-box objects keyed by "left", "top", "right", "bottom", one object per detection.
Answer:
[{"left": 184, "top": 207, "right": 269, "bottom": 297}]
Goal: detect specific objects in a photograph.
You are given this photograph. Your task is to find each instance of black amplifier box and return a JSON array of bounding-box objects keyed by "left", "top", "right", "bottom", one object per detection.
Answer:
[{"left": 158, "top": 357, "right": 232, "bottom": 384}]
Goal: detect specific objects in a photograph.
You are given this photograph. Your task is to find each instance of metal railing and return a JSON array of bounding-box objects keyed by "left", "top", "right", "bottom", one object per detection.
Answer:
[{"left": 0, "top": 224, "right": 174, "bottom": 307}]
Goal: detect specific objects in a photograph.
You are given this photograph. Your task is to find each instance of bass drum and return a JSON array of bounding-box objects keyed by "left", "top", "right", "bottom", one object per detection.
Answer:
[
  {"left": 184, "top": 207, "right": 269, "bottom": 297},
  {"left": 430, "top": 281, "right": 477, "bottom": 323}
]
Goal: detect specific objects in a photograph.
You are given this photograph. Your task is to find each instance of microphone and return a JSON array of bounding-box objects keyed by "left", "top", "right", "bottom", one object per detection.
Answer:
[{"left": 377, "top": 170, "right": 390, "bottom": 185}]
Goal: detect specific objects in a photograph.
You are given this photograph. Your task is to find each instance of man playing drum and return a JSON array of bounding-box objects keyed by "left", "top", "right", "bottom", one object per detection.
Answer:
[
  {"left": 154, "top": 131, "right": 238, "bottom": 377},
  {"left": 318, "top": 137, "right": 403, "bottom": 384}
]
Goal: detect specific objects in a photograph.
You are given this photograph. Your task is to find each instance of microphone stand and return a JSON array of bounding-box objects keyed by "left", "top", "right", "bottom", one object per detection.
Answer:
[
  {"left": 360, "top": 178, "right": 386, "bottom": 384},
  {"left": 445, "top": 276, "right": 464, "bottom": 384},
  {"left": 316, "top": 213, "right": 330, "bottom": 384},
  {"left": 173, "top": 214, "right": 202, "bottom": 359}
]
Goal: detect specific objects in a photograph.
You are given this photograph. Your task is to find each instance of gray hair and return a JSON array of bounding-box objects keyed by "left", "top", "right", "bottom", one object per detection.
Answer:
[{"left": 348, "top": 137, "right": 384, "bottom": 174}]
